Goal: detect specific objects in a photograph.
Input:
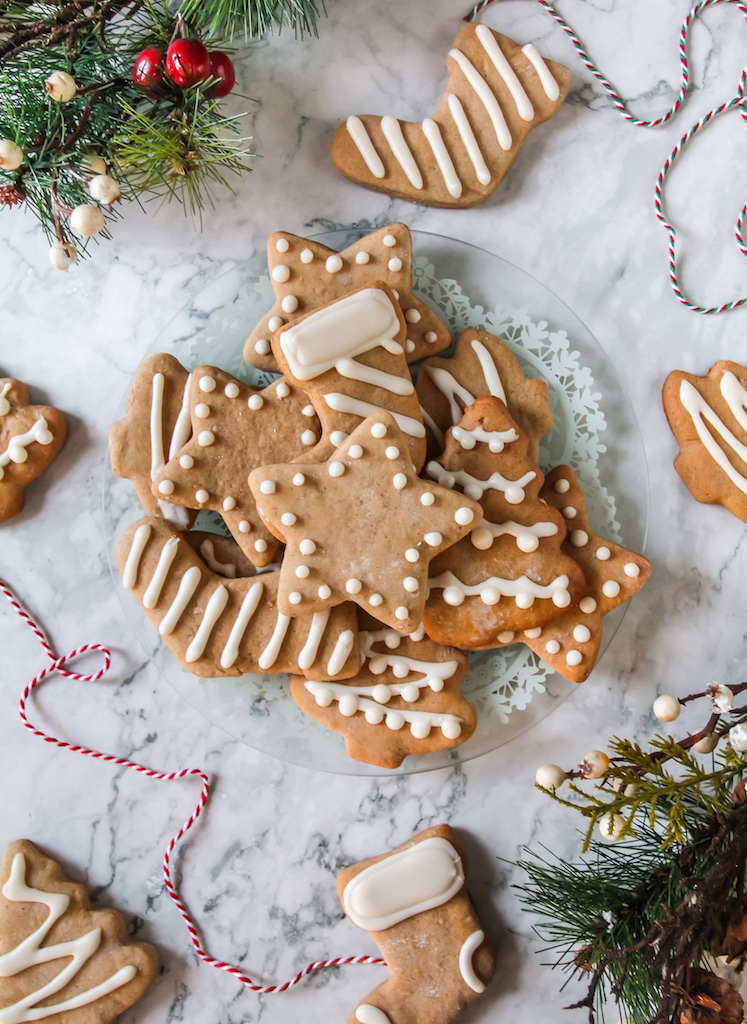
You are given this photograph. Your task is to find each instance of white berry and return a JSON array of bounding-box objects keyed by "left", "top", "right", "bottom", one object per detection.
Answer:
[
  {"left": 48, "top": 241, "right": 78, "bottom": 272},
  {"left": 0, "top": 139, "right": 23, "bottom": 170},
  {"left": 535, "top": 764, "right": 566, "bottom": 791},
  {"left": 653, "top": 695, "right": 680, "bottom": 722},
  {"left": 88, "top": 174, "right": 120, "bottom": 204},
  {"left": 45, "top": 71, "right": 77, "bottom": 103},
  {"left": 693, "top": 733, "right": 719, "bottom": 754},
  {"left": 729, "top": 723, "right": 747, "bottom": 753},
  {"left": 710, "top": 683, "right": 734, "bottom": 714},
  {"left": 598, "top": 813, "right": 626, "bottom": 843},
  {"left": 581, "top": 750, "right": 610, "bottom": 779},
  {"left": 81, "top": 153, "right": 107, "bottom": 175},
  {"left": 69, "top": 203, "right": 105, "bottom": 236}
]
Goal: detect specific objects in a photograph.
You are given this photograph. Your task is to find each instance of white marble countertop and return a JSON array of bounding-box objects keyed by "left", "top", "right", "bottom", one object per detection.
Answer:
[{"left": 2, "top": 1, "right": 747, "bottom": 1020}]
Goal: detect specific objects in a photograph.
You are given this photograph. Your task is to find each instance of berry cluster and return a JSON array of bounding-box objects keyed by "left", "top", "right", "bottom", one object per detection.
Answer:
[{"left": 134, "top": 39, "right": 235, "bottom": 98}]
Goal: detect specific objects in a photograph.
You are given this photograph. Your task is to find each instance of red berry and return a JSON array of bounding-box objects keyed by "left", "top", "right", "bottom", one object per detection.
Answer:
[
  {"left": 166, "top": 38, "right": 211, "bottom": 88},
  {"left": 206, "top": 51, "right": 236, "bottom": 98},
  {"left": 133, "top": 48, "right": 165, "bottom": 91}
]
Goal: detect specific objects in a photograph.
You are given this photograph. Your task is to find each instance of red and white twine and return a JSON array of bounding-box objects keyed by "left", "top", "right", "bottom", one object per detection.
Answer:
[
  {"left": 0, "top": 577, "right": 384, "bottom": 994},
  {"left": 463, "top": 0, "right": 747, "bottom": 314}
]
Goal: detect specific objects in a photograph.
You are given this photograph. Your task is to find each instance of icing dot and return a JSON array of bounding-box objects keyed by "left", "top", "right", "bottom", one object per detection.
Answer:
[
  {"left": 505, "top": 485, "right": 525, "bottom": 505},
  {"left": 300, "top": 539, "right": 316, "bottom": 555},
  {"left": 179, "top": 454, "right": 193, "bottom": 469},
  {"left": 355, "top": 251, "right": 370, "bottom": 264},
  {"left": 314, "top": 687, "right": 333, "bottom": 707},
  {"left": 498, "top": 631, "right": 515, "bottom": 643},
  {"left": 624, "top": 562, "right": 640, "bottom": 578},
  {"left": 515, "top": 592, "right": 535, "bottom": 609},
  {"left": 552, "top": 590, "right": 572, "bottom": 608},
  {"left": 248, "top": 394, "right": 264, "bottom": 411},
  {"left": 349, "top": 444, "right": 363, "bottom": 459},
  {"left": 260, "top": 480, "right": 275, "bottom": 494},
  {"left": 517, "top": 532, "right": 539, "bottom": 553},
  {"left": 371, "top": 422, "right": 387, "bottom": 438},
  {"left": 424, "top": 532, "right": 442, "bottom": 547},
  {"left": 420, "top": 492, "right": 435, "bottom": 506},
  {"left": 442, "top": 720, "right": 462, "bottom": 740},
  {"left": 268, "top": 316, "right": 284, "bottom": 332},
  {"left": 223, "top": 496, "right": 236, "bottom": 511},
  {"left": 239, "top": 520, "right": 250, "bottom": 533},
  {"left": 410, "top": 719, "right": 431, "bottom": 740},
  {"left": 195, "top": 489, "right": 209, "bottom": 503},
  {"left": 403, "top": 576, "right": 419, "bottom": 593},
  {"left": 281, "top": 512, "right": 297, "bottom": 526},
  {"left": 254, "top": 539, "right": 268, "bottom": 552},
  {"left": 405, "top": 308, "right": 421, "bottom": 323},
  {"left": 275, "top": 237, "right": 290, "bottom": 252},
  {"left": 276, "top": 381, "right": 290, "bottom": 398},
  {"left": 318, "top": 584, "right": 331, "bottom": 599},
  {"left": 454, "top": 507, "right": 474, "bottom": 526},
  {"left": 571, "top": 530, "right": 589, "bottom": 547},
  {"left": 573, "top": 625, "right": 592, "bottom": 643},
  {"left": 596, "top": 546, "right": 611, "bottom": 561},
  {"left": 481, "top": 588, "right": 501, "bottom": 606},
  {"left": 395, "top": 606, "right": 409, "bottom": 621},
  {"left": 554, "top": 479, "right": 570, "bottom": 494},
  {"left": 405, "top": 339, "right": 415, "bottom": 354},
  {"left": 373, "top": 683, "right": 392, "bottom": 704},
  {"left": 272, "top": 264, "right": 290, "bottom": 282},
  {"left": 346, "top": 578, "right": 362, "bottom": 595},
  {"left": 405, "top": 548, "right": 419, "bottom": 562},
  {"left": 369, "top": 593, "right": 383, "bottom": 607},
  {"left": 385, "top": 446, "right": 400, "bottom": 460},
  {"left": 301, "top": 430, "right": 316, "bottom": 446},
  {"left": 330, "top": 431, "right": 348, "bottom": 446},
  {"left": 524, "top": 626, "right": 542, "bottom": 639},
  {"left": 580, "top": 596, "right": 598, "bottom": 614},
  {"left": 425, "top": 331, "right": 438, "bottom": 343},
  {"left": 198, "top": 430, "right": 214, "bottom": 447},
  {"left": 300, "top": 248, "right": 314, "bottom": 263},
  {"left": 296, "top": 565, "right": 310, "bottom": 578},
  {"left": 470, "top": 528, "right": 492, "bottom": 550},
  {"left": 546, "top": 639, "right": 561, "bottom": 654},
  {"left": 281, "top": 295, "right": 298, "bottom": 313},
  {"left": 388, "top": 257, "right": 403, "bottom": 272},
  {"left": 329, "top": 461, "right": 345, "bottom": 477},
  {"left": 325, "top": 254, "right": 343, "bottom": 273},
  {"left": 224, "top": 382, "right": 239, "bottom": 398},
  {"left": 293, "top": 473, "right": 305, "bottom": 486},
  {"left": 254, "top": 339, "right": 270, "bottom": 356},
  {"left": 383, "top": 234, "right": 397, "bottom": 247},
  {"left": 393, "top": 473, "right": 407, "bottom": 490},
  {"left": 158, "top": 480, "right": 174, "bottom": 495},
  {"left": 195, "top": 403, "right": 210, "bottom": 419},
  {"left": 443, "top": 586, "right": 464, "bottom": 607},
  {"left": 289, "top": 592, "right": 302, "bottom": 605},
  {"left": 401, "top": 683, "right": 419, "bottom": 702},
  {"left": 386, "top": 710, "right": 405, "bottom": 731},
  {"left": 365, "top": 705, "right": 385, "bottom": 724},
  {"left": 384, "top": 632, "right": 400, "bottom": 649},
  {"left": 562, "top": 506, "right": 577, "bottom": 519},
  {"left": 339, "top": 694, "right": 358, "bottom": 716},
  {"left": 566, "top": 650, "right": 583, "bottom": 667},
  {"left": 603, "top": 580, "right": 621, "bottom": 598},
  {"left": 302, "top": 404, "right": 315, "bottom": 417},
  {"left": 199, "top": 375, "right": 216, "bottom": 393}
]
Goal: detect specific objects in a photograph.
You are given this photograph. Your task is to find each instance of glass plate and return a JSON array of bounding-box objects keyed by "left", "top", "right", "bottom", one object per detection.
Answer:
[{"left": 102, "top": 229, "right": 649, "bottom": 776}]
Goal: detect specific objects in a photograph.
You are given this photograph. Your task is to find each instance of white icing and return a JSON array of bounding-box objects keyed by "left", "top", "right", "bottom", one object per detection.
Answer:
[
  {"left": 0, "top": 381, "right": 11, "bottom": 416},
  {"left": 471, "top": 339, "right": 507, "bottom": 402},
  {"left": 0, "top": 416, "right": 53, "bottom": 479},
  {"left": 199, "top": 539, "right": 237, "bottom": 579},
  {"left": 258, "top": 613, "right": 291, "bottom": 669},
  {"left": 521, "top": 43, "right": 560, "bottom": 101},
  {"left": 297, "top": 610, "right": 331, "bottom": 671},
  {"left": 427, "top": 460, "right": 535, "bottom": 504},
  {"left": 420, "top": 404, "right": 445, "bottom": 448},
  {"left": 170, "top": 372, "right": 193, "bottom": 457},
  {"left": 159, "top": 566, "right": 201, "bottom": 636},
  {"left": 143, "top": 536, "right": 179, "bottom": 609},
  {"left": 327, "top": 629, "right": 355, "bottom": 675},
  {"left": 122, "top": 524, "right": 152, "bottom": 589},
  {"left": 470, "top": 518, "right": 558, "bottom": 552},
  {"left": 421, "top": 118, "right": 462, "bottom": 198},
  {"left": 679, "top": 372, "right": 747, "bottom": 494},
  {"left": 427, "top": 367, "right": 475, "bottom": 424},
  {"left": 452, "top": 423, "right": 518, "bottom": 452},
  {"left": 356, "top": 1006, "right": 392, "bottom": 1024},
  {"left": 324, "top": 393, "right": 425, "bottom": 438},
  {"left": 149, "top": 372, "right": 166, "bottom": 480},
  {"left": 459, "top": 929, "right": 486, "bottom": 993},
  {"left": 447, "top": 93, "right": 491, "bottom": 186},
  {"left": 335, "top": 357, "right": 414, "bottom": 396},
  {"left": 476, "top": 25, "right": 534, "bottom": 120},
  {"left": 361, "top": 631, "right": 456, "bottom": 691},
  {"left": 346, "top": 115, "right": 385, "bottom": 178},
  {"left": 380, "top": 115, "right": 423, "bottom": 189},
  {"left": 220, "top": 581, "right": 263, "bottom": 669},
  {"left": 449, "top": 48, "right": 512, "bottom": 150},
  {"left": 430, "top": 569, "right": 571, "bottom": 608},
  {"left": 185, "top": 585, "right": 228, "bottom": 663},
  {"left": 300, "top": 248, "right": 314, "bottom": 263}
]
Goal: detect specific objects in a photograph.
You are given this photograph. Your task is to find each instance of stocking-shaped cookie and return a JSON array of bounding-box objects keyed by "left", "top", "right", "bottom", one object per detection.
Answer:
[
  {"left": 663, "top": 360, "right": 747, "bottom": 523},
  {"left": 416, "top": 328, "right": 552, "bottom": 462},
  {"left": 338, "top": 825, "right": 496, "bottom": 1024},
  {"left": 0, "top": 378, "right": 67, "bottom": 523},
  {"left": 424, "top": 397, "right": 585, "bottom": 648},
  {"left": 522, "top": 466, "right": 652, "bottom": 681},
  {"left": 291, "top": 618, "right": 474, "bottom": 768},
  {"left": 331, "top": 24, "right": 570, "bottom": 209},
  {"left": 0, "top": 839, "right": 157, "bottom": 1024},
  {"left": 118, "top": 517, "right": 360, "bottom": 680},
  {"left": 244, "top": 224, "right": 450, "bottom": 372},
  {"left": 271, "top": 282, "right": 427, "bottom": 470},
  {"left": 150, "top": 367, "right": 320, "bottom": 568},
  {"left": 109, "top": 353, "right": 195, "bottom": 530}
]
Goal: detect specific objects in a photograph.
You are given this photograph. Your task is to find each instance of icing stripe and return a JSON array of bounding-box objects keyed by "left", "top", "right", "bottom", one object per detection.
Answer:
[
  {"left": 169, "top": 372, "right": 193, "bottom": 458},
  {"left": 159, "top": 566, "right": 201, "bottom": 636},
  {"left": 346, "top": 115, "right": 386, "bottom": 178},
  {"left": 427, "top": 367, "right": 476, "bottom": 424},
  {"left": 521, "top": 43, "right": 560, "bottom": 101},
  {"left": 0, "top": 417, "right": 53, "bottom": 478},
  {"left": 446, "top": 93, "right": 491, "bottom": 186},
  {"left": 471, "top": 339, "right": 507, "bottom": 402},
  {"left": 324, "top": 393, "right": 426, "bottom": 438},
  {"left": 298, "top": 609, "right": 331, "bottom": 671},
  {"left": 429, "top": 569, "right": 571, "bottom": 608},
  {"left": 380, "top": 115, "right": 423, "bottom": 189},
  {"left": 459, "top": 929, "right": 486, "bottom": 993},
  {"left": 356, "top": 1006, "right": 392, "bottom": 1024},
  {"left": 327, "top": 628, "right": 355, "bottom": 676},
  {"left": 305, "top": 681, "right": 463, "bottom": 740},
  {"left": 476, "top": 25, "right": 534, "bottom": 121},
  {"left": 185, "top": 584, "right": 229, "bottom": 663},
  {"left": 471, "top": 518, "right": 558, "bottom": 552},
  {"left": 220, "top": 581, "right": 263, "bottom": 669},
  {"left": 419, "top": 404, "right": 445, "bottom": 448},
  {"left": 336, "top": 358, "right": 415, "bottom": 396},
  {"left": 258, "top": 613, "right": 291, "bottom": 670},
  {"left": 679, "top": 374, "right": 747, "bottom": 494},
  {"left": 421, "top": 118, "right": 462, "bottom": 199},
  {"left": 199, "top": 539, "right": 238, "bottom": 578},
  {"left": 427, "top": 459, "right": 536, "bottom": 501},
  {"left": 143, "top": 536, "right": 179, "bottom": 609},
  {"left": 449, "top": 48, "right": 512, "bottom": 151},
  {"left": 149, "top": 372, "right": 165, "bottom": 479},
  {"left": 122, "top": 524, "right": 152, "bottom": 590}
]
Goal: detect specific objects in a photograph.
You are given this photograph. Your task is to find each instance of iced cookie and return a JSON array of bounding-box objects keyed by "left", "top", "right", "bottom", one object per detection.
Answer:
[
  {"left": 338, "top": 825, "right": 496, "bottom": 1024},
  {"left": 183, "top": 531, "right": 281, "bottom": 578},
  {"left": 663, "top": 360, "right": 747, "bottom": 523},
  {"left": 417, "top": 328, "right": 552, "bottom": 462},
  {"left": 0, "top": 839, "right": 157, "bottom": 1024},
  {"left": 109, "top": 353, "right": 195, "bottom": 530},
  {"left": 523, "top": 466, "right": 652, "bottom": 681},
  {"left": 243, "top": 224, "right": 451, "bottom": 372},
  {"left": 291, "top": 619, "right": 474, "bottom": 768},
  {"left": 424, "top": 397, "right": 585, "bottom": 648},
  {"left": 331, "top": 24, "right": 570, "bottom": 208},
  {"left": 118, "top": 517, "right": 360, "bottom": 680},
  {"left": 248, "top": 411, "right": 482, "bottom": 635},
  {"left": 0, "top": 378, "right": 67, "bottom": 523},
  {"left": 150, "top": 368, "right": 320, "bottom": 568},
  {"left": 271, "top": 282, "right": 427, "bottom": 470}
]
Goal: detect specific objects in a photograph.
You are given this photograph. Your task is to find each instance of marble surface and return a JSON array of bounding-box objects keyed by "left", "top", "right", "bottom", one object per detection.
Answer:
[{"left": 2, "top": 0, "right": 747, "bottom": 1021}]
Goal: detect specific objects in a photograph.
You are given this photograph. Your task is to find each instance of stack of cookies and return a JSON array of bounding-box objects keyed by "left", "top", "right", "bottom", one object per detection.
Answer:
[{"left": 110, "top": 222, "right": 651, "bottom": 769}]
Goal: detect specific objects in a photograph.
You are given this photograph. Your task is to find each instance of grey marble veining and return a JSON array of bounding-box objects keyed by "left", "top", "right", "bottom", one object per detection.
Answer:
[{"left": 2, "top": 0, "right": 747, "bottom": 1020}]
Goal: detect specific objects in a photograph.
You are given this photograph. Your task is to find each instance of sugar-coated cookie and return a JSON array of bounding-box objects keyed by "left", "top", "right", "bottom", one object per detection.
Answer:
[
  {"left": 150, "top": 367, "right": 319, "bottom": 567},
  {"left": 0, "top": 839, "right": 157, "bottom": 1024},
  {"left": 243, "top": 224, "right": 451, "bottom": 372},
  {"left": 416, "top": 328, "right": 552, "bottom": 463},
  {"left": 291, "top": 617, "right": 474, "bottom": 768},
  {"left": 0, "top": 378, "right": 67, "bottom": 523},
  {"left": 663, "top": 360, "right": 747, "bottom": 523},
  {"left": 249, "top": 411, "right": 482, "bottom": 635},
  {"left": 423, "top": 397, "right": 585, "bottom": 648},
  {"left": 338, "top": 825, "right": 496, "bottom": 1024},
  {"left": 118, "top": 517, "right": 361, "bottom": 680},
  {"left": 331, "top": 24, "right": 570, "bottom": 209}
]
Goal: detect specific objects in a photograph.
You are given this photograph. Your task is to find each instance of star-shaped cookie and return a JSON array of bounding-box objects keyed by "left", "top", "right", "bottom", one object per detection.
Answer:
[
  {"left": 0, "top": 377, "right": 67, "bottom": 523},
  {"left": 243, "top": 223, "right": 451, "bottom": 373},
  {"left": 248, "top": 411, "right": 483, "bottom": 633},
  {"left": 150, "top": 367, "right": 321, "bottom": 567}
]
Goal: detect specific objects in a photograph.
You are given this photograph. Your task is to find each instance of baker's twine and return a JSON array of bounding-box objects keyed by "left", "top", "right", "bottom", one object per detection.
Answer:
[
  {"left": 0, "top": 577, "right": 384, "bottom": 993},
  {"left": 462, "top": 0, "right": 747, "bottom": 314}
]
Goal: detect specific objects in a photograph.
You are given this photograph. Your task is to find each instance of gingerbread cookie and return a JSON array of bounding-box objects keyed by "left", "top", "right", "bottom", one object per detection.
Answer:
[
  {"left": 243, "top": 224, "right": 451, "bottom": 373},
  {"left": 291, "top": 618, "right": 474, "bottom": 768},
  {"left": 183, "top": 531, "right": 281, "bottom": 579},
  {"left": 338, "top": 825, "right": 496, "bottom": 1024},
  {"left": 0, "top": 378, "right": 67, "bottom": 523},
  {"left": 663, "top": 360, "right": 747, "bottom": 523},
  {"left": 423, "top": 397, "right": 585, "bottom": 648},
  {"left": 248, "top": 411, "right": 482, "bottom": 635},
  {"left": 271, "top": 282, "right": 427, "bottom": 469},
  {"left": 118, "top": 517, "right": 360, "bottom": 680},
  {"left": 416, "top": 328, "right": 552, "bottom": 462},
  {"left": 331, "top": 24, "right": 570, "bottom": 209},
  {"left": 150, "top": 368, "right": 320, "bottom": 568},
  {"left": 0, "top": 839, "right": 157, "bottom": 1024},
  {"left": 522, "top": 466, "right": 652, "bottom": 682},
  {"left": 109, "top": 354, "right": 195, "bottom": 530}
]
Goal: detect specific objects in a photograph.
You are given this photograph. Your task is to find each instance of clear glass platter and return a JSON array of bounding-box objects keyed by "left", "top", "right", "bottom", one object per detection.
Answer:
[{"left": 102, "top": 228, "right": 649, "bottom": 776}]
